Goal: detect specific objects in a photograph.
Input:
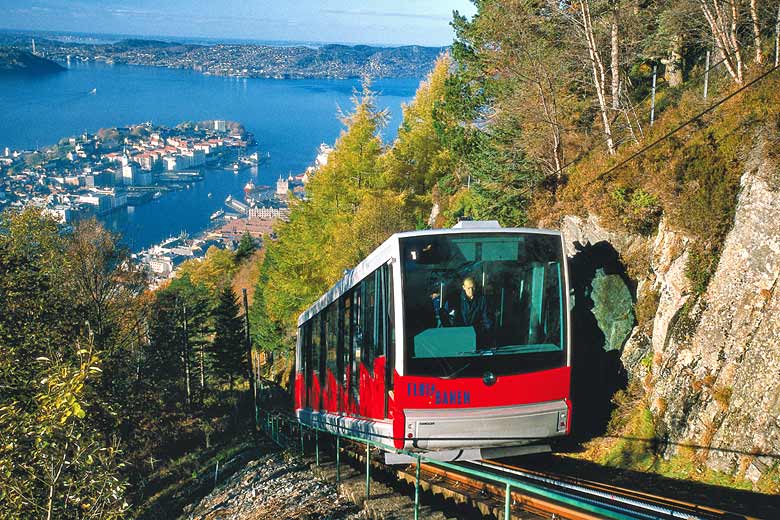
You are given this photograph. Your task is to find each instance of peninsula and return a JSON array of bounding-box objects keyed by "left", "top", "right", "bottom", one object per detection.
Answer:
[{"left": 0, "top": 47, "right": 65, "bottom": 74}]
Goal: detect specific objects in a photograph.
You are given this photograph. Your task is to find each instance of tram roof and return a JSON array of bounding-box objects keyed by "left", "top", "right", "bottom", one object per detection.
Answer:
[{"left": 297, "top": 223, "right": 561, "bottom": 326}]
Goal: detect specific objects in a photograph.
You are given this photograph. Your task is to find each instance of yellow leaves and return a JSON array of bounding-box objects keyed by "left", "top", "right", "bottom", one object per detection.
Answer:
[
  {"left": 72, "top": 403, "right": 86, "bottom": 420},
  {"left": 176, "top": 246, "right": 238, "bottom": 293}
]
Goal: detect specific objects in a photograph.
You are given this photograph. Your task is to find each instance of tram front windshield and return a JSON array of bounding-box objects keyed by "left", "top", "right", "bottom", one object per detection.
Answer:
[{"left": 401, "top": 233, "right": 566, "bottom": 377}]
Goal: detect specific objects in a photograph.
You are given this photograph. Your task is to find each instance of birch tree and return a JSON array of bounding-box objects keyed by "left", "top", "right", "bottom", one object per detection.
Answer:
[{"left": 699, "top": 0, "right": 745, "bottom": 84}]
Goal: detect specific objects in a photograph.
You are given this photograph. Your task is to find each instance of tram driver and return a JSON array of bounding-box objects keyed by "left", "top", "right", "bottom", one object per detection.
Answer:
[{"left": 432, "top": 276, "right": 493, "bottom": 348}]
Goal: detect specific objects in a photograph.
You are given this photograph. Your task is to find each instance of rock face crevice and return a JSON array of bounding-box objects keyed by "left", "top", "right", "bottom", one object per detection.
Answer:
[{"left": 560, "top": 136, "right": 780, "bottom": 481}]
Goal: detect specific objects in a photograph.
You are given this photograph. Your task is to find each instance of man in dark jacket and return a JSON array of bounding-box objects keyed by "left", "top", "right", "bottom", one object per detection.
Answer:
[
  {"left": 436, "top": 276, "right": 493, "bottom": 349},
  {"left": 456, "top": 277, "right": 492, "bottom": 328}
]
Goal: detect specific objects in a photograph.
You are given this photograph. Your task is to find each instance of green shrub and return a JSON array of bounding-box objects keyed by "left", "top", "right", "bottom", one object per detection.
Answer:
[{"left": 609, "top": 186, "right": 662, "bottom": 235}]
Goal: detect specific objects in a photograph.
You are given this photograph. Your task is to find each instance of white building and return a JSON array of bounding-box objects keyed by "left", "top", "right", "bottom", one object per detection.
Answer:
[
  {"left": 276, "top": 177, "right": 290, "bottom": 197},
  {"left": 182, "top": 149, "right": 205, "bottom": 167},
  {"left": 78, "top": 193, "right": 112, "bottom": 214},
  {"left": 148, "top": 256, "right": 174, "bottom": 275},
  {"left": 248, "top": 206, "right": 291, "bottom": 220},
  {"left": 122, "top": 163, "right": 139, "bottom": 186}
]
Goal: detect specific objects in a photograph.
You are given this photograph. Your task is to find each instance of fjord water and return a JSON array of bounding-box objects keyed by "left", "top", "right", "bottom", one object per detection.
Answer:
[{"left": 0, "top": 61, "right": 419, "bottom": 250}]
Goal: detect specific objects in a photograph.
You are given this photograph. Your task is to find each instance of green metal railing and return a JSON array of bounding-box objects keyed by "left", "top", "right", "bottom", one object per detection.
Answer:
[{"left": 260, "top": 410, "right": 640, "bottom": 520}]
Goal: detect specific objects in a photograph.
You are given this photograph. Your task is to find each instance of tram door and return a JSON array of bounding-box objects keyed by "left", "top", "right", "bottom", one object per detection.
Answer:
[
  {"left": 381, "top": 263, "right": 395, "bottom": 418},
  {"left": 345, "top": 263, "right": 395, "bottom": 419}
]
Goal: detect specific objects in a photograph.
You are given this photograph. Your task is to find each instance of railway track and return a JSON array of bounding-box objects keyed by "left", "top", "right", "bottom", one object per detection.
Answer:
[
  {"left": 441, "top": 459, "right": 753, "bottom": 520},
  {"left": 262, "top": 412, "right": 764, "bottom": 519},
  {"left": 337, "top": 439, "right": 758, "bottom": 520}
]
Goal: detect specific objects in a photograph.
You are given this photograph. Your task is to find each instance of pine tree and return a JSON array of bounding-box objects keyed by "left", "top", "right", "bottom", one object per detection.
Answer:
[
  {"left": 211, "top": 286, "right": 245, "bottom": 389},
  {"left": 234, "top": 232, "right": 258, "bottom": 265}
]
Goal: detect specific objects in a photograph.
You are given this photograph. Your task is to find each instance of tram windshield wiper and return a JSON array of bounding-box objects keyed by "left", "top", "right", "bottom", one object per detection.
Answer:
[{"left": 441, "top": 362, "right": 471, "bottom": 379}]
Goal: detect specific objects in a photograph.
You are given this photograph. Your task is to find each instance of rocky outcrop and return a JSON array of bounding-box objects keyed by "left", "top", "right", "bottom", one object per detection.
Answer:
[
  {"left": 560, "top": 137, "right": 780, "bottom": 482},
  {"left": 649, "top": 138, "right": 780, "bottom": 479}
]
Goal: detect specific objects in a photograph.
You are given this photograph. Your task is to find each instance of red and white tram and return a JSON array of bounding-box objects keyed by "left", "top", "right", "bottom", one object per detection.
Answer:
[{"left": 294, "top": 221, "right": 571, "bottom": 462}]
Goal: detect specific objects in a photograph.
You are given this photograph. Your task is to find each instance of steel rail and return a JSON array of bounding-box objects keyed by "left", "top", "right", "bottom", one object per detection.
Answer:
[
  {"left": 481, "top": 460, "right": 759, "bottom": 520},
  {"left": 464, "top": 460, "right": 705, "bottom": 520}
]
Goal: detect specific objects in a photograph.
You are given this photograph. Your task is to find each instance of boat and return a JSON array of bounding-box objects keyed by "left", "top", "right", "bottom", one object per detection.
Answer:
[
  {"left": 152, "top": 191, "right": 162, "bottom": 200},
  {"left": 89, "top": 88, "right": 97, "bottom": 95},
  {"left": 207, "top": 192, "right": 213, "bottom": 198},
  {"left": 210, "top": 209, "right": 225, "bottom": 220}
]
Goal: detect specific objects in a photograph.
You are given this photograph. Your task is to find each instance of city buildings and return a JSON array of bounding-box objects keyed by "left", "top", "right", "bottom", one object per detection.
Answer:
[{"left": 0, "top": 121, "right": 251, "bottom": 223}]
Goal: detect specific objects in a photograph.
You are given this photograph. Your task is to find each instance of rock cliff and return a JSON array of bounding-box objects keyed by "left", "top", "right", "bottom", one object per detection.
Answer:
[{"left": 560, "top": 136, "right": 780, "bottom": 483}]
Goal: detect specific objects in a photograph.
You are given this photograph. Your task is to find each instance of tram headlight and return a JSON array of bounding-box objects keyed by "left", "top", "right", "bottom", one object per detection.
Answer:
[
  {"left": 482, "top": 371, "right": 496, "bottom": 386},
  {"left": 557, "top": 410, "right": 568, "bottom": 432}
]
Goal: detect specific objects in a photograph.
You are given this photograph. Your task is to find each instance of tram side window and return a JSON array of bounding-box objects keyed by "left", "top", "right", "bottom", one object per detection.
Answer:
[
  {"left": 341, "top": 294, "right": 352, "bottom": 388},
  {"left": 383, "top": 264, "right": 395, "bottom": 380},
  {"left": 356, "top": 266, "right": 394, "bottom": 372},
  {"left": 351, "top": 287, "right": 362, "bottom": 405},
  {"left": 311, "top": 313, "right": 321, "bottom": 386},
  {"left": 325, "top": 302, "right": 338, "bottom": 380},
  {"left": 361, "top": 272, "right": 377, "bottom": 371},
  {"left": 302, "top": 322, "right": 312, "bottom": 407}
]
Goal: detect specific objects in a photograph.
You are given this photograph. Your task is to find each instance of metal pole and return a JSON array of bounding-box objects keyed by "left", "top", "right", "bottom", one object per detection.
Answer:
[
  {"left": 214, "top": 460, "right": 220, "bottom": 487},
  {"left": 414, "top": 457, "right": 421, "bottom": 520},
  {"left": 315, "top": 429, "right": 319, "bottom": 466},
  {"left": 704, "top": 50, "right": 711, "bottom": 99},
  {"left": 300, "top": 425, "right": 305, "bottom": 454},
  {"left": 650, "top": 64, "right": 657, "bottom": 126},
  {"left": 336, "top": 432, "right": 341, "bottom": 486},
  {"left": 366, "top": 442, "right": 371, "bottom": 500},
  {"left": 504, "top": 483, "right": 511, "bottom": 519}
]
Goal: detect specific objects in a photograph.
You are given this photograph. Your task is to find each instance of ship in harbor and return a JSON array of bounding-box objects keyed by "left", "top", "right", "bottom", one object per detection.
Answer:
[{"left": 210, "top": 209, "right": 225, "bottom": 220}]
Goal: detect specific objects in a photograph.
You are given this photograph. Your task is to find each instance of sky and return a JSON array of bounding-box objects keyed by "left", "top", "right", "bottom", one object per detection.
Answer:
[{"left": 0, "top": 1, "right": 478, "bottom": 47}]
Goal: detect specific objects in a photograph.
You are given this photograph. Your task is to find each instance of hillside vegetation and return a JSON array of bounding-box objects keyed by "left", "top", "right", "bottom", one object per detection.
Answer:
[
  {"left": 0, "top": 215, "right": 261, "bottom": 519},
  {"left": 249, "top": 0, "right": 780, "bottom": 491}
]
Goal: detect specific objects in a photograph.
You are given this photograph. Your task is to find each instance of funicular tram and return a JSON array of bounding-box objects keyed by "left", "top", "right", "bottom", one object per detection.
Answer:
[{"left": 294, "top": 221, "right": 572, "bottom": 462}]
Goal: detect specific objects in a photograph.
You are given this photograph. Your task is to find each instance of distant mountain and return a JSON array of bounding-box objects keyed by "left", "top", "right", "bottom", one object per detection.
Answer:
[{"left": 0, "top": 48, "right": 65, "bottom": 74}]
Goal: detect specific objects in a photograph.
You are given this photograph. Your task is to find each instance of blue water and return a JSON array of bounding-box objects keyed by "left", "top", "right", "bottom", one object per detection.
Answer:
[{"left": 0, "top": 62, "right": 420, "bottom": 250}]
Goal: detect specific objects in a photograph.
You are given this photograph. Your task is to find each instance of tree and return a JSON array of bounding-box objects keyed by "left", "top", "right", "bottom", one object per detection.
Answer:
[
  {"left": 0, "top": 341, "right": 128, "bottom": 520},
  {"left": 383, "top": 55, "right": 454, "bottom": 196},
  {"left": 145, "top": 275, "right": 212, "bottom": 406},
  {"left": 211, "top": 286, "right": 246, "bottom": 389},
  {"left": 176, "top": 246, "right": 238, "bottom": 293},
  {"left": 699, "top": 0, "right": 745, "bottom": 84},
  {"left": 234, "top": 232, "right": 258, "bottom": 265},
  {"left": 0, "top": 210, "right": 130, "bottom": 518}
]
